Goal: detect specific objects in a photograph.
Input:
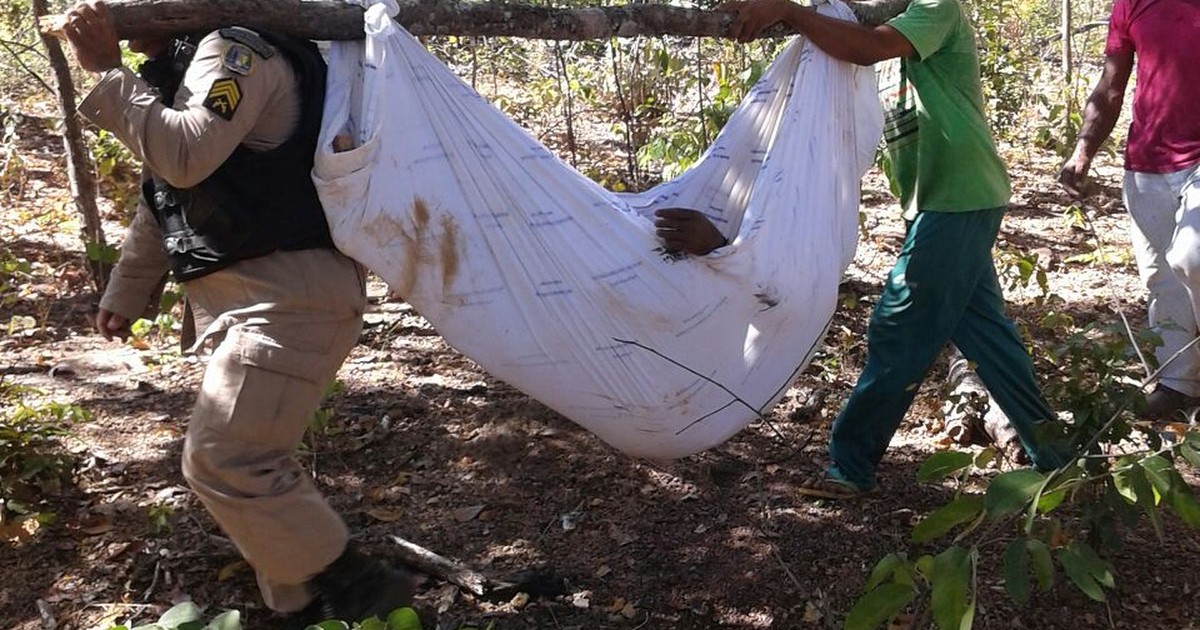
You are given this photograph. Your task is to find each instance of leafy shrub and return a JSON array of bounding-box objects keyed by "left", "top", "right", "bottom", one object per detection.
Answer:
[
  {"left": 104, "top": 601, "right": 425, "bottom": 630},
  {"left": 0, "top": 246, "right": 32, "bottom": 310},
  {"left": 847, "top": 315, "right": 1200, "bottom": 629},
  {"left": 0, "top": 382, "right": 89, "bottom": 509},
  {"left": 89, "top": 128, "right": 142, "bottom": 219},
  {"left": 0, "top": 106, "right": 28, "bottom": 199}
]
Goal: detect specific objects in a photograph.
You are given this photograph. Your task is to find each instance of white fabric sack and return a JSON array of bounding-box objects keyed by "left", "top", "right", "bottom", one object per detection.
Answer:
[{"left": 313, "top": 0, "right": 883, "bottom": 459}]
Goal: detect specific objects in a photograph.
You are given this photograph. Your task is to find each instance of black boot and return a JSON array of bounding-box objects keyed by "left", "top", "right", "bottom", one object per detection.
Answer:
[{"left": 305, "top": 546, "right": 416, "bottom": 625}]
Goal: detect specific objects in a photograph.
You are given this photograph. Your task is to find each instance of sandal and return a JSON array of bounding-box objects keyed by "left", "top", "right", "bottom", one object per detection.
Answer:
[{"left": 795, "top": 472, "right": 868, "bottom": 500}]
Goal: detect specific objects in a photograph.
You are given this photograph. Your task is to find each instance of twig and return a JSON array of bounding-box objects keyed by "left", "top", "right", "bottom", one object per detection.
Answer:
[
  {"left": 1037, "top": 21, "right": 1108, "bottom": 45},
  {"left": 141, "top": 559, "right": 162, "bottom": 600},
  {"left": 608, "top": 38, "right": 639, "bottom": 184},
  {"left": 36, "top": 599, "right": 57, "bottom": 629},
  {"left": 612, "top": 336, "right": 823, "bottom": 457},
  {"left": 0, "top": 38, "right": 55, "bottom": 96},
  {"left": 389, "top": 534, "right": 511, "bottom": 597},
  {"left": 612, "top": 337, "right": 763, "bottom": 418},
  {"left": 769, "top": 544, "right": 805, "bottom": 592},
  {"left": 553, "top": 41, "right": 579, "bottom": 168}
]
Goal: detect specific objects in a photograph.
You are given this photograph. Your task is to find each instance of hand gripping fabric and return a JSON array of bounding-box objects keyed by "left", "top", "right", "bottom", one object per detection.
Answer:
[{"left": 313, "top": 0, "right": 884, "bottom": 459}]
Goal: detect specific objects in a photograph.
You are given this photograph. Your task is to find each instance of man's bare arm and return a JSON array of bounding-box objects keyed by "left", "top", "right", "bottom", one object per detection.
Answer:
[
  {"left": 722, "top": 0, "right": 915, "bottom": 65},
  {"left": 1059, "top": 50, "right": 1134, "bottom": 197}
]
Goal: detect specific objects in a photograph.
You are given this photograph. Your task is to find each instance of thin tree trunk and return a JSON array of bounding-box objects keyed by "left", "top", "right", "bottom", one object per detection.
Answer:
[
  {"left": 32, "top": 0, "right": 110, "bottom": 293},
  {"left": 1061, "top": 0, "right": 1072, "bottom": 84},
  {"left": 42, "top": 0, "right": 912, "bottom": 41}
]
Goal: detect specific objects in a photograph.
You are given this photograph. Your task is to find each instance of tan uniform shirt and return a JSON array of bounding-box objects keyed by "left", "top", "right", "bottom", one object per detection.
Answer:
[{"left": 80, "top": 29, "right": 301, "bottom": 325}]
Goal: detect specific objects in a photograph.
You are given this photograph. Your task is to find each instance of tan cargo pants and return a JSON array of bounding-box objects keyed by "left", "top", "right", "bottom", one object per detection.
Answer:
[{"left": 180, "top": 248, "right": 366, "bottom": 613}]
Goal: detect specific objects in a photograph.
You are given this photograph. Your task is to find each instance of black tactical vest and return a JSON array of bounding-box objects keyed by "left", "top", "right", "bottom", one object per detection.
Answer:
[{"left": 140, "top": 29, "right": 333, "bottom": 282}]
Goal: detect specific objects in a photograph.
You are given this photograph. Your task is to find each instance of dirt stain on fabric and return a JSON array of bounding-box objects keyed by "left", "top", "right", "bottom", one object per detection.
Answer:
[
  {"left": 390, "top": 197, "right": 461, "bottom": 298},
  {"left": 394, "top": 198, "right": 431, "bottom": 296},
  {"left": 439, "top": 215, "right": 461, "bottom": 293}
]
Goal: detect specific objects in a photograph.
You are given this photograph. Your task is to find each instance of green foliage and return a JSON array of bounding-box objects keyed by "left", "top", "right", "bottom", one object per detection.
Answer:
[
  {"left": 147, "top": 501, "right": 174, "bottom": 536},
  {"left": 849, "top": 308, "right": 1200, "bottom": 627},
  {"left": 303, "top": 379, "right": 348, "bottom": 451},
  {"left": 961, "top": 0, "right": 1048, "bottom": 139},
  {"left": 104, "top": 602, "right": 426, "bottom": 630},
  {"left": 89, "top": 128, "right": 142, "bottom": 219},
  {"left": 995, "top": 245, "right": 1051, "bottom": 306},
  {"left": 0, "top": 246, "right": 32, "bottom": 310},
  {"left": 637, "top": 52, "right": 767, "bottom": 180},
  {"left": 916, "top": 450, "right": 975, "bottom": 482},
  {"left": 0, "top": 381, "right": 89, "bottom": 512},
  {"left": 125, "top": 284, "right": 186, "bottom": 353},
  {"left": 0, "top": 106, "right": 28, "bottom": 199}
]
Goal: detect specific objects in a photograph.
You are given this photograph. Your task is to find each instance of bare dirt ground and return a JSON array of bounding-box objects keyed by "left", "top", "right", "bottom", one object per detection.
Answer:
[{"left": 2, "top": 103, "right": 1199, "bottom": 630}]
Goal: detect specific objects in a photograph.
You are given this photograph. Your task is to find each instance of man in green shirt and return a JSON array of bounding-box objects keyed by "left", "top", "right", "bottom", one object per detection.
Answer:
[{"left": 723, "top": 0, "right": 1067, "bottom": 494}]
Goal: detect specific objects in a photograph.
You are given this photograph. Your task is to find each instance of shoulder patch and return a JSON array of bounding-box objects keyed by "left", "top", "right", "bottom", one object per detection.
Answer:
[
  {"left": 221, "top": 42, "right": 255, "bottom": 76},
  {"left": 203, "top": 78, "right": 242, "bottom": 121},
  {"left": 217, "top": 27, "right": 275, "bottom": 59}
]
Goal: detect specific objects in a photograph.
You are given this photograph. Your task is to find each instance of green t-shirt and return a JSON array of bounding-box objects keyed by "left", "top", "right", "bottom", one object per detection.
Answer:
[{"left": 880, "top": 0, "right": 1011, "bottom": 218}]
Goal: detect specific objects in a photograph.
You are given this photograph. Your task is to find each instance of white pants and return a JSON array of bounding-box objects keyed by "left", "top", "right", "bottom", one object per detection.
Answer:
[{"left": 1126, "top": 163, "right": 1200, "bottom": 396}]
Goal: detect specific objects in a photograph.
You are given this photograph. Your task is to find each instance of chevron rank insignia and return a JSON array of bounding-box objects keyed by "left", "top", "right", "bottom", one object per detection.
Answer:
[
  {"left": 221, "top": 42, "right": 254, "bottom": 75},
  {"left": 203, "top": 78, "right": 242, "bottom": 121}
]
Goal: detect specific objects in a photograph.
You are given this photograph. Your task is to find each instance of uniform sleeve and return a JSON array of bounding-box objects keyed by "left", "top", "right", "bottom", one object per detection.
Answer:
[
  {"left": 98, "top": 192, "right": 170, "bottom": 321},
  {"left": 78, "top": 30, "right": 297, "bottom": 190},
  {"left": 1104, "top": 0, "right": 1133, "bottom": 56},
  {"left": 885, "top": 0, "right": 960, "bottom": 61}
]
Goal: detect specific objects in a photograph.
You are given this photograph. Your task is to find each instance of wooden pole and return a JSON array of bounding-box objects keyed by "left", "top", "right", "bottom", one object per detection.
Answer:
[{"left": 41, "top": 0, "right": 912, "bottom": 41}]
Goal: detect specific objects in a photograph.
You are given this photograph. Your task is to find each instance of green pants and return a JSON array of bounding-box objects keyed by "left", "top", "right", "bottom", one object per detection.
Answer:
[{"left": 828, "top": 207, "right": 1066, "bottom": 489}]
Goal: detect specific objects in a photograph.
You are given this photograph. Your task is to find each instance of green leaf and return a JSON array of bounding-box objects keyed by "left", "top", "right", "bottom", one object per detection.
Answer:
[
  {"left": 1168, "top": 484, "right": 1200, "bottom": 528},
  {"left": 1036, "top": 487, "right": 1067, "bottom": 514},
  {"left": 917, "top": 451, "right": 975, "bottom": 482},
  {"left": 386, "top": 607, "right": 422, "bottom": 630},
  {"left": 358, "top": 618, "right": 387, "bottom": 630},
  {"left": 1180, "top": 442, "right": 1200, "bottom": 468},
  {"left": 158, "top": 602, "right": 202, "bottom": 628},
  {"left": 984, "top": 469, "right": 1045, "bottom": 518},
  {"left": 865, "top": 553, "right": 908, "bottom": 591},
  {"left": 915, "top": 554, "right": 935, "bottom": 579},
  {"left": 1074, "top": 542, "right": 1116, "bottom": 589},
  {"left": 844, "top": 583, "right": 916, "bottom": 630},
  {"left": 1027, "top": 539, "right": 1055, "bottom": 591},
  {"left": 204, "top": 610, "right": 241, "bottom": 630},
  {"left": 1113, "top": 465, "right": 1147, "bottom": 504},
  {"left": 930, "top": 546, "right": 974, "bottom": 630},
  {"left": 85, "top": 241, "right": 121, "bottom": 265},
  {"left": 1002, "top": 539, "right": 1031, "bottom": 604},
  {"left": 305, "top": 622, "right": 350, "bottom": 630},
  {"left": 1057, "top": 542, "right": 1111, "bottom": 602},
  {"left": 1141, "top": 455, "right": 1175, "bottom": 495},
  {"left": 912, "top": 495, "right": 984, "bottom": 543},
  {"left": 1141, "top": 455, "right": 1200, "bottom": 527},
  {"left": 971, "top": 447, "right": 996, "bottom": 469}
]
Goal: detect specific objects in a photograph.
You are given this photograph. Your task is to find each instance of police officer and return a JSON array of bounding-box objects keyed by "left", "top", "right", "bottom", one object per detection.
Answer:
[{"left": 62, "top": 1, "right": 413, "bottom": 622}]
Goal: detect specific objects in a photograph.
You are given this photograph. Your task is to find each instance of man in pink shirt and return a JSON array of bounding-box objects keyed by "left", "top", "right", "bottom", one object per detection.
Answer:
[{"left": 1060, "top": 0, "right": 1200, "bottom": 419}]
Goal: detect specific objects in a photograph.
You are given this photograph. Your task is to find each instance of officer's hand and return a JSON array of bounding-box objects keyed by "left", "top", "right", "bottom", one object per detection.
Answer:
[
  {"left": 95, "top": 308, "right": 131, "bottom": 341},
  {"left": 719, "top": 0, "right": 796, "bottom": 43},
  {"left": 655, "top": 208, "right": 728, "bottom": 256},
  {"left": 1058, "top": 155, "right": 1091, "bottom": 199},
  {"left": 62, "top": 0, "right": 122, "bottom": 73}
]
